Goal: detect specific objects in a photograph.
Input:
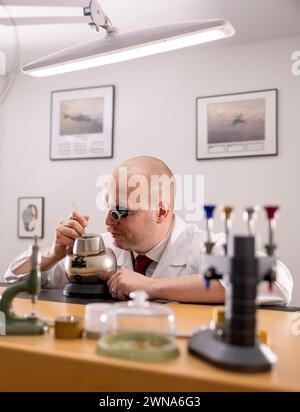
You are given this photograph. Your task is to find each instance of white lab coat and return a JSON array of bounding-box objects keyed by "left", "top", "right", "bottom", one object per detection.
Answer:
[{"left": 4, "top": 215, "right": 293, "bottom": 305}]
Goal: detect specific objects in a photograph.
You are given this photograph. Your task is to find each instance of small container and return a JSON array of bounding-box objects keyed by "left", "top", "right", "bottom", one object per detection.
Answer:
[
  {"left": 84, "top": 303, "right": 113, "bottom": 339},
  {"left": 97, "top": 291, "right": 179, "bottom": 362},
  {"left": 55, "top": 316, "right": 83, "bottom": 339}
]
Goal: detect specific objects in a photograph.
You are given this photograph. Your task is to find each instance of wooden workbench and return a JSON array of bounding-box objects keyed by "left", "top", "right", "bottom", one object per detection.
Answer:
[{"left": 0, "top": 287, "right": 299, "bottom": 391}]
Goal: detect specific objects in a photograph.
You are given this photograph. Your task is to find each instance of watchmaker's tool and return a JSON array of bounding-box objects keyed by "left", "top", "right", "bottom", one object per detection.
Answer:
[
  {"left": 204, "top": 205, "right": 216, "bottom": 254},
  {"left": 220, "top": 205, "right": 234, "bottom": 254},
  {"left": 188, "top": 204, "right": 279, "bottom": 372},
  {"left": 0, "top": 237, "right": 48, "bottom": 335},
  {"left": 264, "top": 206, "right": 279, "bottom": 256},
  {"left": 244, "top": 206, "right": 259, "bottom": 236},
  {"left": 63, "top": 233, "right": 117, "bottom": 298}
]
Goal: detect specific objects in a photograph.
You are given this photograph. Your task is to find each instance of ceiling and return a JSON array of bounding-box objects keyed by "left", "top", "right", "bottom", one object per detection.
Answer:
[{"left": 1, "top": 0, "right": 300, "bottom": 61}]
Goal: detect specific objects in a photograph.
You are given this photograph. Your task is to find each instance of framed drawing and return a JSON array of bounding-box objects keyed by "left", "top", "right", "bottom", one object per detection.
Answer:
[
  {"left": 196, "top": 89, "right": 278, "bottom": 160},
  {"left": 18, "top": 197, "right": 44, "bottom": 238},
  {"left": 50, "top": 85, "right": 114, "bottom": 160}
]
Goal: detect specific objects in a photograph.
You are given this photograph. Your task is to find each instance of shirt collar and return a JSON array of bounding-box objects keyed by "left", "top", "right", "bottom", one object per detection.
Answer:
[{"left": 132, "top": 218, "right": 174, "bottom": 263}]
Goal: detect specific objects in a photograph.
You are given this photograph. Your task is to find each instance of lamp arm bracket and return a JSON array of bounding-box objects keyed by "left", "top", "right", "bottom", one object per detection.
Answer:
[
  {"left": 85, "top": 0, "right": 118, "bottom": 33},
  {"left": 0, "top": 0, "right": 118, "bottom": 31}
]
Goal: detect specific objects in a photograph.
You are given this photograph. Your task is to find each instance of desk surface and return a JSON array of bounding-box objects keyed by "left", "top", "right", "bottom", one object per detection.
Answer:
[
  {"left": 0, "top": 286, "right": 299, "bottom": 391},
  {"left": 0, "top": 283, "right": 298, "bottom": 311}
]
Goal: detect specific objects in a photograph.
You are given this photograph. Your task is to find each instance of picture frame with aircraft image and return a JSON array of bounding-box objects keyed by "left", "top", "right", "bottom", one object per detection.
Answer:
[
  {"left": 196, "top": 89, "right": 277, "bottom": 160},
  {"left": 50, "top": 85, "right": 114, "bottom": 160}
]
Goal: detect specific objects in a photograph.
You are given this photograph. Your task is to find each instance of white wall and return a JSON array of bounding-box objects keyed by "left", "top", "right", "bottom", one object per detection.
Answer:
[{"left": 1, "top": 35, "right": 299, "bottom": 304}]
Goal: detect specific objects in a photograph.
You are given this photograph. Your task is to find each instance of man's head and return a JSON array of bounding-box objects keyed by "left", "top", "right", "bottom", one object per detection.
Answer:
[{"left": 105, "top": 156, "right": 175, "bottom": 253}]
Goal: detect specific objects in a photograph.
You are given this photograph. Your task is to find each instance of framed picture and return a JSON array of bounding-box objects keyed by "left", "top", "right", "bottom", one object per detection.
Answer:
[
  {"left": 196, "top": 89, "right": 278, "bottom": 160},
  {"left": 18, "top": 197, "right": 44, "bottom": 238},
  {"left": 50, "top": 85, "right": 114, "bottom": 160}
]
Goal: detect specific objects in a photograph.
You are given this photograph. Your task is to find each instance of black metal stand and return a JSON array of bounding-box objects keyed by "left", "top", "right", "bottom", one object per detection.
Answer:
[
  {"left": 188, "top": 236, "right": 277, "bottom": 372},
  {"left": 188, "top": 329, "right": 276, "bottom": 372}
]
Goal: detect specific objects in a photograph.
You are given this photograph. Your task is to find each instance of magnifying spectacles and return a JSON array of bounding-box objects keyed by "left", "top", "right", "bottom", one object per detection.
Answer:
[{"left": 109, "top": 206, "right": 129, "bottom": 222}]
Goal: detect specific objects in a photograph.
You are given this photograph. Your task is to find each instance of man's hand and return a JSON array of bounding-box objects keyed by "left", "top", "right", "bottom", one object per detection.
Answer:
[
  {"left": 50, "top": 210, "right": 90, "bottom": 261},
  {"left": 107, "top": 268, "right": 155, "bottom": 300},
  {"left": 11, "top": 209, "right": 90, "bottom": 276}
]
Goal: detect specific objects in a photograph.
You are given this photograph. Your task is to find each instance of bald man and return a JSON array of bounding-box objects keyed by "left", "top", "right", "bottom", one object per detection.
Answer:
[{"left": 5, "top": 156, "right": 293, "bottom": 304}]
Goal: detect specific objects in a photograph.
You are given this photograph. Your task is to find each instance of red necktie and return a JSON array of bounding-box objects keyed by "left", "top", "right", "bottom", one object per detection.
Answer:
[{"left": 134, "top": 255, "right": 153, "bottom": 275}]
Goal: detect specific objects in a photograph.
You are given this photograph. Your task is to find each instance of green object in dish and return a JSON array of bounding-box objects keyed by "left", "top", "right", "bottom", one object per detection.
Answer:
[{"left": 97, "top": 331, "right": 179, "bottom": 362}]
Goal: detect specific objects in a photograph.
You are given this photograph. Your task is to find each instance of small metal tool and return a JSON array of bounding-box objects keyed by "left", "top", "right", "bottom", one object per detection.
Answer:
[
  {"left": 203, "top": 205, "right": 216, "bottom": 255},
  {"left": 0, "top": 237, "right": 48, "bottom": 335},
  {"left": 220, "top": 206, "right": 234, "bottom": 254}
]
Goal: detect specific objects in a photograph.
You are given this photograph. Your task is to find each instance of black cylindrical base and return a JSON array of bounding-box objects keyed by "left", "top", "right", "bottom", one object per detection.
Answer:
[
  {"left": 189, "top": 329, "right": 276, "bottom": 372},
  {"left": 63, "top": 282, "right": 112, "bottom": 299}
]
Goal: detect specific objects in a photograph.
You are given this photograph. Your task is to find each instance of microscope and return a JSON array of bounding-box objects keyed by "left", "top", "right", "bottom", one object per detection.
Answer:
[
  {"left": 0, "top": 237, "right": 48, "bottom": 335},
  {"left": 63, "top": 233, "right": 117, "bottom": 299},
  {"left": 188, "top": 205, "right": 279, "bottom": 372}
]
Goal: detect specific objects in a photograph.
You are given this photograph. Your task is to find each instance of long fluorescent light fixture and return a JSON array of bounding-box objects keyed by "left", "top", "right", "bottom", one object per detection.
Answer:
[{"left": 0, "top": 1, "right": 235, "bottom": 77}]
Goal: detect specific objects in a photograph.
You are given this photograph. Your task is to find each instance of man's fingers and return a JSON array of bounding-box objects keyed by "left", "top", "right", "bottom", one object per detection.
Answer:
[
  {"left": 64, "top": 219, "right": 86, "bottom": 235},
  {"left": 108, "top": 278, "right": 118, "bottom": 299},
  {"left": 107, "top": 271, "right": 121, "bottom": 288},
  {"left": 107, "top": 274, "right": 116, "bottom": 288},
  {"left": 117, "top": 290, "right": 128, "bottom": 301},
  {"left": 60, "top": 236, "right": 76, "bottom": 248},
  {"left": 52, "top": 212, "right": 89, "bottom": 259},
  {"left": 71, "top": 210, "right": 89, "bottom": 228},
  {"left": 57, "top": 226, "right": 80, "bottom": 241}
]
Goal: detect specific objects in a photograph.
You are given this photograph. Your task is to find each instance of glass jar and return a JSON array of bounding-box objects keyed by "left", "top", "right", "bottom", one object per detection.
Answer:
[{"left": 97, "top": 291, "right": 179, "bottom": 362}]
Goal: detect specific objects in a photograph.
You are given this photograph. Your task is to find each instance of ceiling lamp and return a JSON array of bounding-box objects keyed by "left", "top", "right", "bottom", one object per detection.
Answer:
[{"left": 0, "top": 0, "right": 235, "bottom": 77}]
